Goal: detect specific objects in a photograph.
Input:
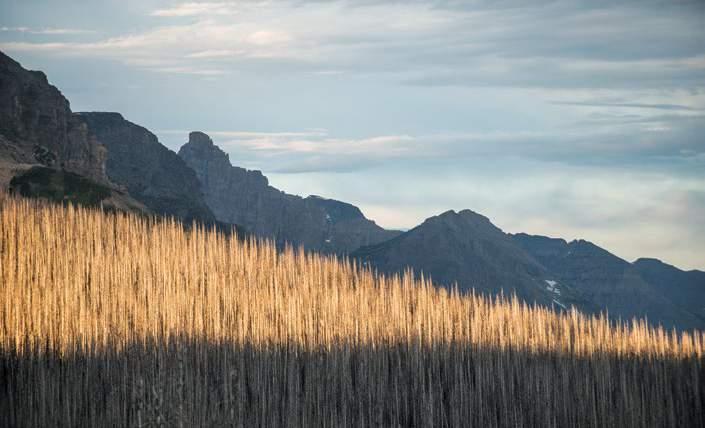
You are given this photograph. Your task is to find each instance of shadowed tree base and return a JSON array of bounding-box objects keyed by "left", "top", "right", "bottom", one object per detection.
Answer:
[{"left": 2, "top": 338, "right": 703, "bottom": 428}]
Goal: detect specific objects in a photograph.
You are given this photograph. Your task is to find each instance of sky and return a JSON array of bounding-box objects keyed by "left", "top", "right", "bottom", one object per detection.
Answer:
[{"left": 1, "top": 0, "right": 704, "bottom": 270}]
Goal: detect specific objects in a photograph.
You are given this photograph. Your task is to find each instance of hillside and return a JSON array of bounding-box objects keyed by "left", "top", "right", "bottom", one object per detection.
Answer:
[
  {"left": 352, "top": 209, "right": 587, "bottom": 309},
  {"left": 513, "top": 233, "right": 705, "bottom": 331},
  {"left": 1, "top": 195, "right": 703, "bottom": 427},
  {"left": 352, "top": 210, "right": 705, "bottom": 331}
]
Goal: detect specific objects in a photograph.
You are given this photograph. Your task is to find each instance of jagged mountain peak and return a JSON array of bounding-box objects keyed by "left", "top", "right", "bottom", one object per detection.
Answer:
[
  {"left": 353, "top": 207, "right": 552, "bottom": 303},
  {"left": 431, "top": 208, "right": 490, "bottom": 222},
  {"left": 180, "top": 130, "right": 232, "bottom": 167},
  {"left": 179, "top": 132, "right": 268, "bottom": 189},
  {"left": 423, "top": 208, "right": 501, "bottom": 236},
  {"left": 188, "top": 131, "right": 215, "bottom": 147}
]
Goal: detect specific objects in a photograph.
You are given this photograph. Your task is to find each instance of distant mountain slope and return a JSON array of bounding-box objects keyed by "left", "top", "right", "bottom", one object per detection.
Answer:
[
  {"left": 353, "top": 209, "right": 585, "bottom": 307},
  {"left": 178, "top": 131, "right": 400, "bottom": 253},
  {"left": 513, "top": 233, "right": 705, "bottom": 331},
  {"left": 353, "top": 212, "right": 704, "bottom": 330},
  {"left": 633, "top": 258, "right": 705, "bottom": 322},
  {"left": 79, "top": 113, "right": 215, "bottom": 223}
]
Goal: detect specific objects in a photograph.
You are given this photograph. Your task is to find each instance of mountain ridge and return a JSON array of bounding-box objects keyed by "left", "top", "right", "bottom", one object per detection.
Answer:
[
  {"left": 179, "top": 131, "right": 401, "bottom": 253},
  {"left": 512, "top": 232, "right": 705, "bottom": 330},
  {"left": 353, "top": 209, "right": 587, "bottom": 309}
]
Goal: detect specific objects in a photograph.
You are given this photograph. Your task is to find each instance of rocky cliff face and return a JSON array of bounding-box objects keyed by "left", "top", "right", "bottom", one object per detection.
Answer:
[
  {"left": 178, "top": 131, "right": 399, "bottom": 253},
  {"left": 79, "top": 114, "right": 215, "bottom": 223},
  {"left": 0, "top": 51, "right": 107, "bottom": 185}
]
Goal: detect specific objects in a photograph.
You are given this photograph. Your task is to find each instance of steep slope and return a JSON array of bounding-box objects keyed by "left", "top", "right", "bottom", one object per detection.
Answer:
[
  {"left": 353, "top": 209, "right": 582, "bottom": 306},
  {"left": 0, "top": 51, "right": 146, "bottom": 211},
  {"left": 0, "top": 51, "right": 107, "bottom": 185},
  {"left": 178, "top": 131, "right": 399, "bottom": 253},
  {"left": 513, "top": 233, "right": 705, "bottom": 331},
  {"left": 79, "top": 113, "right": 215, "bottom": 223}
]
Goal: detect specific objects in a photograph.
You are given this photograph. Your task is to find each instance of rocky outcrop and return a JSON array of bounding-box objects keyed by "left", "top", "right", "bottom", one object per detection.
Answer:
[
  {"left": 0, "top": 51, "right": 107, "bottom": 183},
  {"left": 79, "top": 113, "right": 216, "bottom": 223},
  {"left": 178, "top": 131, "right": 399, "bottom": 253}
]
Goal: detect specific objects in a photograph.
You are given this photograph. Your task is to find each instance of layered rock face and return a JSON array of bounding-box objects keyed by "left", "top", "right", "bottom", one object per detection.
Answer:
[
  {"left": 79, "top": 114, "right": 215, "bottom": 222},
  {"left": 0, "top": 51, "right": 107, "bottom": 184},
  {"left": 179, "top": 131, "right": 399, "bottom": 253}
]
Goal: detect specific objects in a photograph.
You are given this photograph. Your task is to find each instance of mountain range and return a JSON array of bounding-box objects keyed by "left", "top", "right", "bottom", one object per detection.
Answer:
[{"left": 1, "top": 50, "right": 702, "bottom": 331}]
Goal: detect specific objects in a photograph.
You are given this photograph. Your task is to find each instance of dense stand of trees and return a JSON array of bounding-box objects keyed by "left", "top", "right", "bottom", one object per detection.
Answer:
[{"left": 1, "top": 195, "right": 703, "bottom": 427}]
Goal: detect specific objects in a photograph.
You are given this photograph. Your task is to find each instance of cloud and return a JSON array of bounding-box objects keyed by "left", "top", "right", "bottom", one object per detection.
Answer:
[
  {"left": 151, "top": 2, "right": 239, "bottom": 17},
  {"left": 2, "top": 0, "right": 701, "bottom": 89},
  {"left": 149, "top": 66, "right": 228, "bottom": 75},
  {"left": 246, "top": 30, "right": 292, "bottom": 46},
  {"left": 155, "top": 114, "right": 705, "bottom": 174},
  {"left": 551, "top": 101, "right": 704, "bottom": 111},
  {"left": 185, "top": 49, "right": 241, "bottom": 58},
  {"left": 0, "top": 26, "right": 94, "bottom": 35}
]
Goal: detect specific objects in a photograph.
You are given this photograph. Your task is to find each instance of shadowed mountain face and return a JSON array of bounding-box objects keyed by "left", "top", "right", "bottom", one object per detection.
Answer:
[
  {"left": 79, "top": 113, "right": 215, "bottom": 223},
  {"left": 513, "top": 233, "right": 705, "bottom": 331},
  {"left": 178, "top": 131, "right": 400, "bottom": 253},
  {"left": 353, "top": 209, "right": 585, "bottom": 306},
  {"left": 0, "top": 51, "right": 107, "bottom": 186},
  {"left": 633, "top": 258, "right": 705, "bottom": 321}
]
